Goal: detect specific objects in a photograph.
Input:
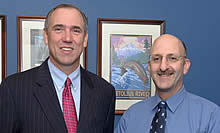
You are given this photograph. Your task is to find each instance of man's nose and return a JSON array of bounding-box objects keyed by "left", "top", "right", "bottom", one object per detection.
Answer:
[
  {"left": 159, "top": 57, "right": 169, "bottom": 71},
  {"left": 63, "top": 29, "right": 72, "bottom": 42}
]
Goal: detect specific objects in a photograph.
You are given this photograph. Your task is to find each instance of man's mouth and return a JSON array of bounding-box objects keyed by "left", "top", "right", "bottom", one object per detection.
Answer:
[
  {"left": 61, "top": 47, "right": 73, "bottom": 51},
  {"left": 158, "top": 71, "right": 174, "bottom": 76}
]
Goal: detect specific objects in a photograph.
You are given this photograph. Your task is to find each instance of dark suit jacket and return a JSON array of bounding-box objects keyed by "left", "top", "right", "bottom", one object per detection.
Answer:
[{"left": 0, "top": 60, "right": 115, "bottom": 133}]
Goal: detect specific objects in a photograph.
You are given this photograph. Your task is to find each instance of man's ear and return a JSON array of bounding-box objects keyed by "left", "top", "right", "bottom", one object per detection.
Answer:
[
  {"left": 43, "top": 28, "right": 48, "bottom": 45},
  {"left": 83, "top": 32, "right": 88, "bottom": 48},
  {"left": 148, "top": 60, "right": 151, "bottom": 72},
  {"left": 183, "top": 58, "right": 191, "bottom": 75}
]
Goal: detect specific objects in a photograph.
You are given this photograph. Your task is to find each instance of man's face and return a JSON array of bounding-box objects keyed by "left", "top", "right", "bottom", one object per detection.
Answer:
[
  {"left": 44, "top": 8, "right": 88, "bottom": 74},
  {"left": 148, "top": 35, "right": 190, "bottom": 94}
]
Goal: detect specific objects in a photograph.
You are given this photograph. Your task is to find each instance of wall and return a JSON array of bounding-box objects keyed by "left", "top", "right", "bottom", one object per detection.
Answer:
[{"left": 1, "top": 0, "right": 220, "bottom": 129}]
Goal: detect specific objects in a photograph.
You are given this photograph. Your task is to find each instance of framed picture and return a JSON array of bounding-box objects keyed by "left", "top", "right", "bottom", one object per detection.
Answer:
[
  {"left": 97, "top": 18, "right": 165, "bottom": 114},
  {"left": 0, "top": 15, "right": 6, "bottom": 82},
  {"left": 17, "top": 16, "right": 87, "bottom": 72}
]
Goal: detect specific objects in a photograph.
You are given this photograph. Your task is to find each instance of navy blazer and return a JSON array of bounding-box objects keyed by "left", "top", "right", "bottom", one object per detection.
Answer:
[{"left": 0, "top": 59, "right": 115, "bottom": 133}]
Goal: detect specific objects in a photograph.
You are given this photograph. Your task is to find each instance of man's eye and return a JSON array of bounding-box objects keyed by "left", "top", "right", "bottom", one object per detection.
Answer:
[
  {"left": 152, "top": 57, "right": 160, "bottom": 62},
  {"left": 168, "top": 57, "right": 178, "bottom": 62},
  {"left": 54, "top": 27, "right": 63, "bottom": 32},
  {"left": 72, "top": 28, "right": 82, "bottom": 33}
]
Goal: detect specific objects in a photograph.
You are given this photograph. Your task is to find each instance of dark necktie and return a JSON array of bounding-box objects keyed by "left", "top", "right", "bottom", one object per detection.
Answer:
[
  {"left": 62, "top": 77, "right": 77, "bottom": 133},
  {"left": 150, "top": 101, "right": 167, "bottom": 133}
]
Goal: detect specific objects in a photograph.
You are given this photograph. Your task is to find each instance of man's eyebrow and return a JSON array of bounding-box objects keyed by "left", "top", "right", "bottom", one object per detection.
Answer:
[
  {"left": 52, "top": 24, "right": 65, "bottom": 28},
  {"left": 52, "top": 25, "right": 82, "bottom": 29},
  {"left": 151, "top": 53, "right": 177, "bottom": 56},
  {"left": 151, "top": 54, "right": 161, "bottom": 56},
  {"left": 50, "top": 24, "right": 84, "bottom": 32},
  {"left": 71, "top": 26, "right": 82, "bottom": 30},
  {"left": 167, "top": 53, "right": 176, "bottom": 56}
]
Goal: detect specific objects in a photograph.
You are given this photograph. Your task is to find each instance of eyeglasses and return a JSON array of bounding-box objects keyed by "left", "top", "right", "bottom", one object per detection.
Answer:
[{"left": 150, "top": 55, "right": 186, "bottom": 64}]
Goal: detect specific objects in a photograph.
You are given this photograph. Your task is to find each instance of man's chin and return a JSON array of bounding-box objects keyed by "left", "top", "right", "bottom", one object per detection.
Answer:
[{"left": 156, "top": 85, "right": 172, "bottom": 92}]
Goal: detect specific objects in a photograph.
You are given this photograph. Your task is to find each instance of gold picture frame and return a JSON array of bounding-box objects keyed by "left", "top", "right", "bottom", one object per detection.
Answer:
[{"left": 97, "top": 18, "right": 165, "bottom": 114}]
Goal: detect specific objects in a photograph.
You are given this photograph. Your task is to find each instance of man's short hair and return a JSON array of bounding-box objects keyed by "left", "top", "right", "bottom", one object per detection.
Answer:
[{"left": 44, "top": 4, "right": 88, "bottom": 33}]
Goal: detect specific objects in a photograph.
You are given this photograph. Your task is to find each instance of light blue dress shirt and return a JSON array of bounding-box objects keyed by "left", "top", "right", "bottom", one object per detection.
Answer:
[
  {"left": 48, "top": 59, "right": 81, "bottom": 120},
  {"left": 114, "top": 86, "right": 220, "bottom": 133}
]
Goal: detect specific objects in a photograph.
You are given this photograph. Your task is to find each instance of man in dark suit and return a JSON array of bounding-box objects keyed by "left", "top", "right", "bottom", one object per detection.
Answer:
[{"left": 0, "top": 4, "right": 115, "bottom": 133}]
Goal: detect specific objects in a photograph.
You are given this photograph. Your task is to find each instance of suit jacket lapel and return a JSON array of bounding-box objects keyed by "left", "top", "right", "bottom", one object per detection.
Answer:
[
  {"left": 77, "top": 67, "right": 95, "bottom": 130},
  {"left": 32, "top": 59, "right": 67, "bottom": 133}
]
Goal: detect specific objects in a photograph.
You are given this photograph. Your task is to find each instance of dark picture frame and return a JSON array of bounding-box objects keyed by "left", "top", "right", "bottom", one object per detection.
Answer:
[
  {"left": 97, "top": 18, "right": 165, "bottom": 114},
  {"left": 0, "top": 15, "right": 6, "bottom": 82},
  {"left": 17, "top": 16, "right": 87, "bottom": 72}
]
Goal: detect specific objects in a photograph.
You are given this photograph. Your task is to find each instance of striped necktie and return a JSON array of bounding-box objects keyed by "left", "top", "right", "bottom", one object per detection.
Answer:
[{"left": 62, "top": 77, "right": 78, "bottom": 133}]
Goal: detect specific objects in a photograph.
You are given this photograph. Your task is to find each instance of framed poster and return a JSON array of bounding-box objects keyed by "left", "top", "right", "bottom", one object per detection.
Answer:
[
  {"left": 0, "top": 15, "right": 6, "bottom": 82},
  {"left": 97, "top": 18, "right": 165, "bottom": 114},
  {"left": 17, "top": 16, "right": 87, "bottom": 72}
]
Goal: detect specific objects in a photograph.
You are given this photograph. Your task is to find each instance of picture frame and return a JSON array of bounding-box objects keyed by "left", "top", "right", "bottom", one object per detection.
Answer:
[
  {"left": 97, "top": 18, "right": 165, "bottom": 114},
  {"left": 0, "top": 15, "right": 6, "bottom": 82},
  {"left": 17, "top": 16, "right": 87, "bottom": 72}
]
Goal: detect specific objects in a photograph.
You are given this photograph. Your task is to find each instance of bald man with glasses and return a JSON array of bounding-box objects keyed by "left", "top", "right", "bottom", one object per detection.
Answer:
[{"left": 115, "top": 34, "right": 220, "bottom": 133}]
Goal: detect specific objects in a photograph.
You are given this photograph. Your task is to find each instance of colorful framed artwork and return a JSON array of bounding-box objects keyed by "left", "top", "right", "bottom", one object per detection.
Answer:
[
  {"left": 97, "top": 18, "right": 165, "bottom": 114},
  {"left": 0, "top": 15, "right": 6, "bottom": 82},
  {"left": 17, "top": 16, "right": 87, "bottom": 72}
]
